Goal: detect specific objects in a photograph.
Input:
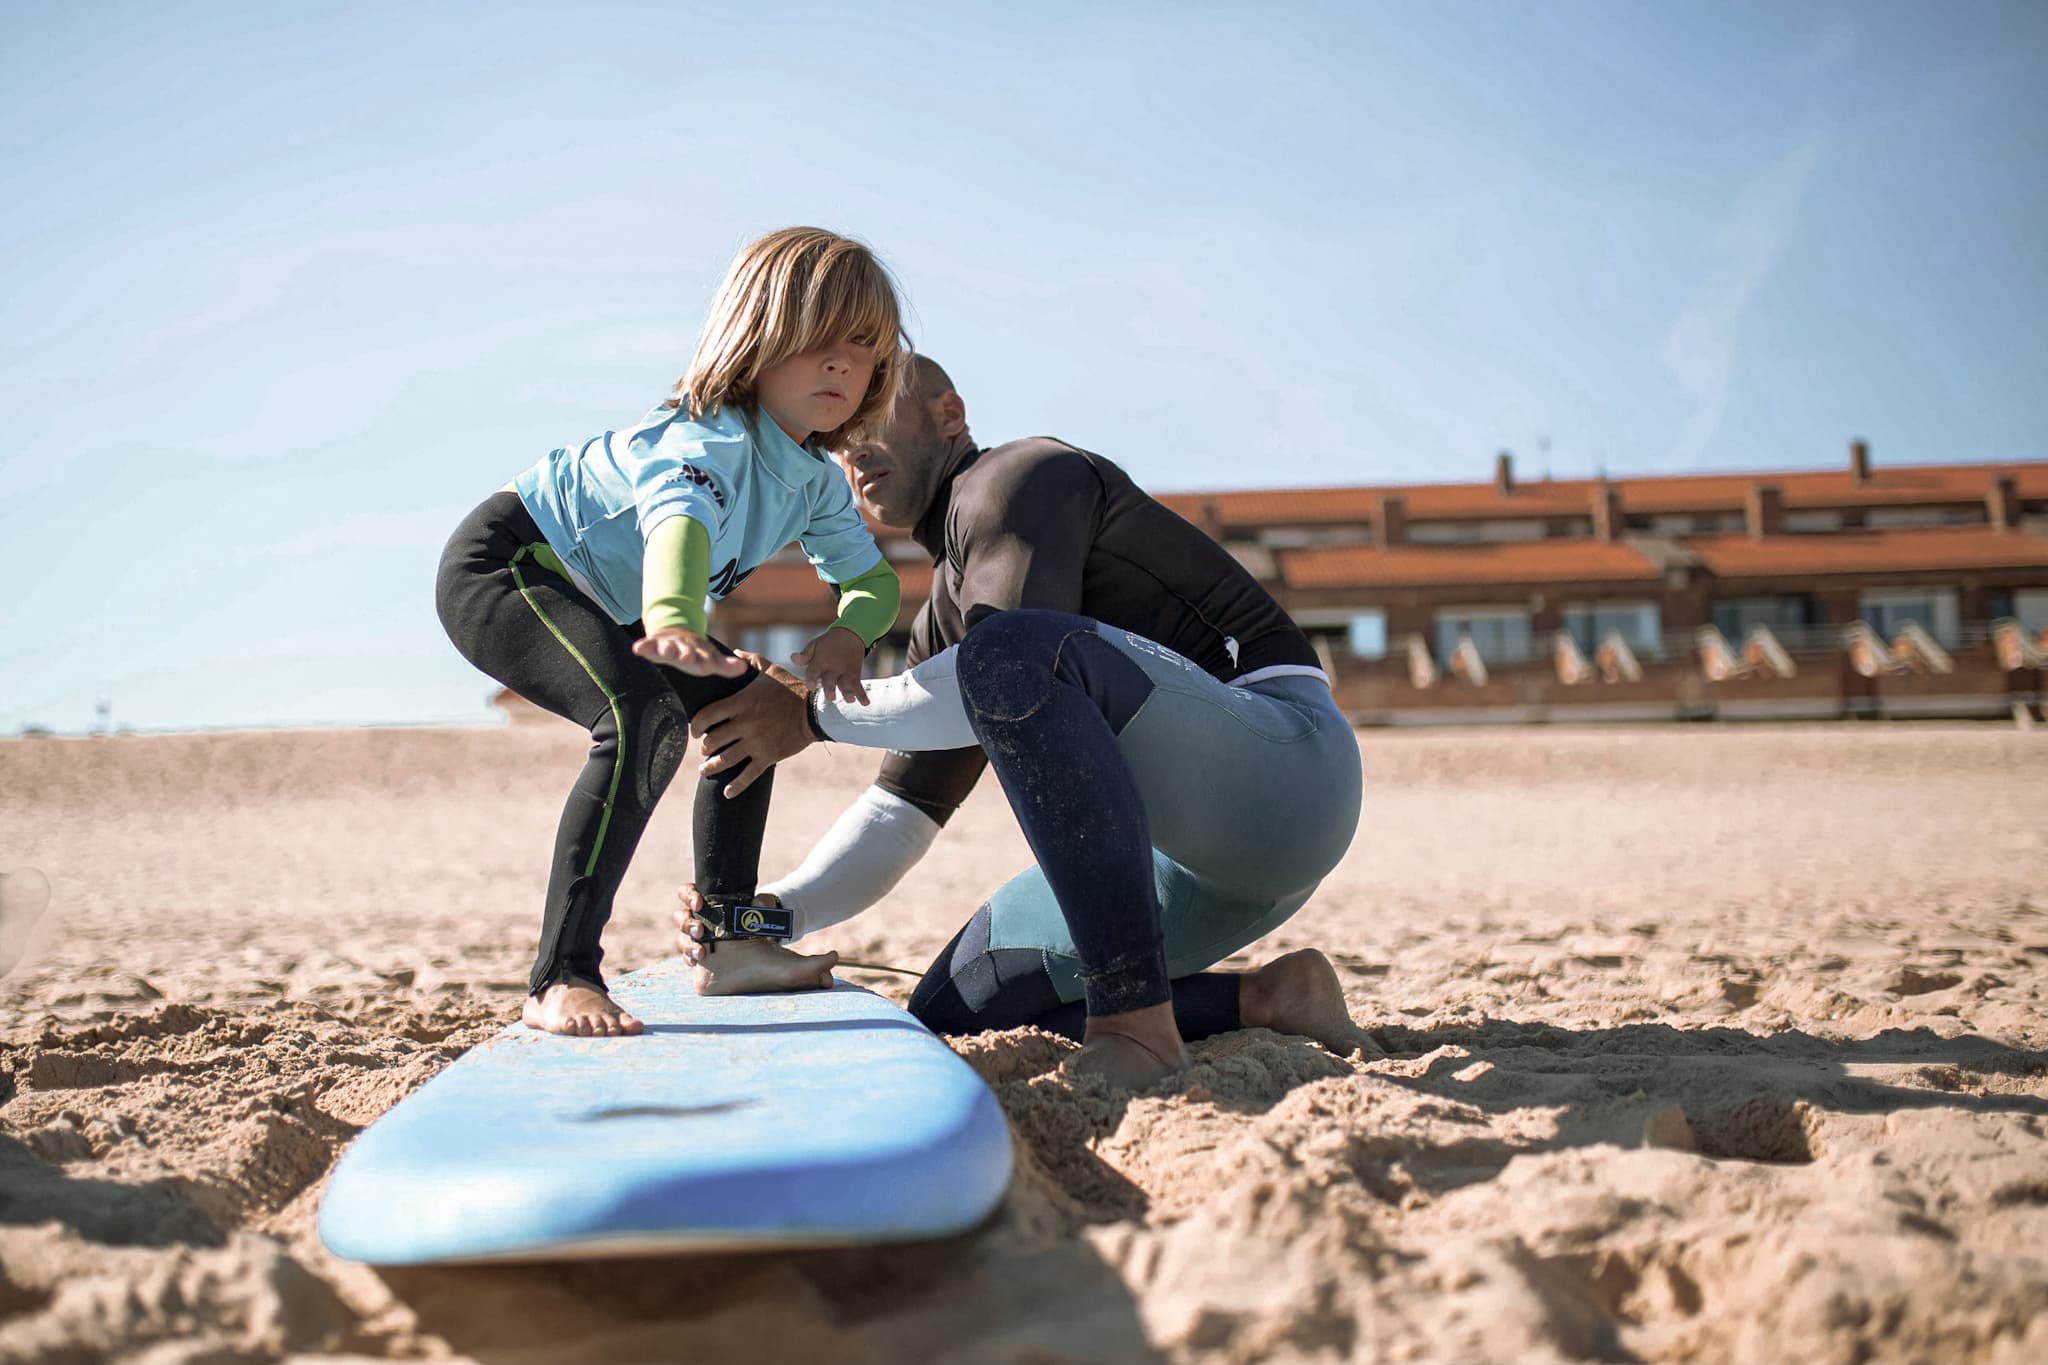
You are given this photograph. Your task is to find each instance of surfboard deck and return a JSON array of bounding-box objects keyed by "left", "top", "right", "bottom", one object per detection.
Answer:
[{"left": 317, "top": 958, "right": 1013, "bottom": 1265}]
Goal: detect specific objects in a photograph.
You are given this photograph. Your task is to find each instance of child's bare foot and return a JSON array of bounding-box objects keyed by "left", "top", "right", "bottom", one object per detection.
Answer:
[
  {"left": 687, "top": 937, "right": 839, "bottom": 996},
  {"left": 1062, "top": 1001, "right": 1189, "bottom": 1091},
  {"left": 1238, "top": 948, "right": 1384, "bottom": 1057},
  {"left": 671, "top": 887, "right": 837, "bottom": 995},
  {"left": 522, "top": 975, "right": 644, "bottom": 1037}
]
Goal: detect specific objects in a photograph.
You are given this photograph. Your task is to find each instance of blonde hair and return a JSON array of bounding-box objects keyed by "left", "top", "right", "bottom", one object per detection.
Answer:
[{"left": 668, "top": 227, "right": 910, "bottom": 448}]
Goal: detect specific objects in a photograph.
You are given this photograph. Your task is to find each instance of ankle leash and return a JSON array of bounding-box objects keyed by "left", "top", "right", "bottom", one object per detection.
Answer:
[{"left": 695, "top": 895, "right": 794, "bottom": 954}]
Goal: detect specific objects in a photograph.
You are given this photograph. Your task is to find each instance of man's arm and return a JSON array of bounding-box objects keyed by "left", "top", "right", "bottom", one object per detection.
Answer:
[
  {"left": 756, "top": 747, "right": 986, "bottom": 939},
  {"left": 796, "top": 448, "right": 1107, "bottom": 747},
  {"left": 756, "top": 784, "right": 940, "bottom": 939}
]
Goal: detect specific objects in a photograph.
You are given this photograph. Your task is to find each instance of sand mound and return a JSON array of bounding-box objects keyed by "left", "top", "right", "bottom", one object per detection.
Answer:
[{"left": 2, "top": 724, "right": 2044, "bottom": 1362}]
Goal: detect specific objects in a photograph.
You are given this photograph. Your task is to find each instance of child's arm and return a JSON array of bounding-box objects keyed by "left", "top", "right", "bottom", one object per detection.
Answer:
[
  {"left": 794, "top": 558, "right": 900, "bottom": 705},
  {"left": 631, "top": 516, "right": 747, "bottom": 677}
]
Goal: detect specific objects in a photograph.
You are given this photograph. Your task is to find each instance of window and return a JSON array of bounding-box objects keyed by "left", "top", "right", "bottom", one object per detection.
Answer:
[
  {"left": 1348, "top": 611, "right": 1388, "bottom": 660},
  {"left": 1258, "top": 526, "right": 1370, "bottom": 548},
  {"left": 1646, "top": 513, "right": 1738, "bottom": 535},
  {"left": 1865, "top": 506, "right": 1982, "bottom": 529},
  {"left": 1292, "top": 608, "right": 1389, "bottom": 661},
  {"left": 1712, "top": 594, "right": 1815, "bottom": 641},
  {"left": 1859, "top": 589, "right": 1960, "bottom": 648},
  {"left": 1475, "top": 520, "right": 1547, "bottom": 543},
  {"left": 1406, "top": 522, "right": 1482, "bottom": 545},
  {"left": 1434, "top": 607, "right": 1533, "bottom": 664},
  {"left": 2013, "top": 590, "right": 2048, "bottom": 635},
  {"left": 1783, "top": 510, "right": 1843, "bottom": 533},
  {"left": 1563, "top": 602, "right": 1664, "bottom": 658}
]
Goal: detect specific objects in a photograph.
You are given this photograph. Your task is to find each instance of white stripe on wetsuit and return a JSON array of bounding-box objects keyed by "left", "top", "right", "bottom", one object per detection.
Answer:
[
  {"left": 810, "top": 646, "right": 976, "bottom": 751},
  {"left": 808, "top": 645, "right": 1331, "bottom": 752},
  {"left": 759, "top": 786, "right": 939, "bottom": 942}
]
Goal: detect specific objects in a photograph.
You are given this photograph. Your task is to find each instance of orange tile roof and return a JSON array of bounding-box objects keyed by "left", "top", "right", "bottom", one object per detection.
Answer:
[
  {"left": 1281, "top": 540, "right": 1661, "bottom": 589},
  {"left": 1687, "top": 527, "right": 2048, "bottom": 579},
  {"left": 1158, "top": 459, "right": 2048, "bottom": 526},
  {"left": 718, "top": 558, "right": 935, "bottom": 611}
]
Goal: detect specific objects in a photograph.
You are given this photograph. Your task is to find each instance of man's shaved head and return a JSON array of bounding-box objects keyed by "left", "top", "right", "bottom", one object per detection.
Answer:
[
  {"left": 904, "top": 354, "right": 956, "bottom": 402},
  {"left": 841, "top": 353, "right": 972, "bottom": 528}
]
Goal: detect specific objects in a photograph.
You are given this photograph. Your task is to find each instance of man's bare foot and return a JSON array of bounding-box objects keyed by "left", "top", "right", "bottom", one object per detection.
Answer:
[
  {"left": 522, "top": 976, "right": 644, "bottom": 1037},
  {"left": 1238, "top": 949, "right": 1384, "bottom": 1057},
  {"left": 687, "top": 936, "right": 839, "bottom": 996},
  {"left": 1064, "top": 1001, "right": 1190, "bottom": 1090}
]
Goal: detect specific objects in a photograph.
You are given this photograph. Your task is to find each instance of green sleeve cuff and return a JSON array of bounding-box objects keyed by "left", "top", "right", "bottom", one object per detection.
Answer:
[
  {"left": 831, "top": 557, "right": 902, "bottom": 649},
  {"left": 642, "top": 515, "right": 712, "bottom": 635}
]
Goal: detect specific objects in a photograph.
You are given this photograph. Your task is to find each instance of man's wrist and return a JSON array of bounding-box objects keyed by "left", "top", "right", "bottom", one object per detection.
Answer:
[{"left": 805, "top": 688, "right": 834, "bottom": 743}]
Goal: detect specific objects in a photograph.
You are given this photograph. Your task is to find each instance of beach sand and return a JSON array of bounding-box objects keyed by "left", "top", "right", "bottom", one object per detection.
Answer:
[{"left": 1, "top": 722, "right": 2044, "bottom": 1364}]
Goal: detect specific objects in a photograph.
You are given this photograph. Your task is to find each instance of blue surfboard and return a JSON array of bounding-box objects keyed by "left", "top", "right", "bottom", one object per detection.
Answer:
[{"left": 318, "top": 959, "right": 1013, "bottom": 1264}]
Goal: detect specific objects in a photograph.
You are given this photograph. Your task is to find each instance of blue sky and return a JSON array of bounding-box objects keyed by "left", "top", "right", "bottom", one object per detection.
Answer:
[{"left": 3, "top": 1, "right": 2044, "bottom": 732}]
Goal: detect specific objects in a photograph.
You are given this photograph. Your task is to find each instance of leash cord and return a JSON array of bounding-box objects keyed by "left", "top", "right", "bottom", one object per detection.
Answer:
[{"left": 836, "top": 959, "right": 926, "bottom": 978}]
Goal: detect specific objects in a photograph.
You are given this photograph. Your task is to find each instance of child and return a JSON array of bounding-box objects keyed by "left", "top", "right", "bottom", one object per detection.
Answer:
[{"left": 435, "top": 226, "right": 906, "bottom": 1037}]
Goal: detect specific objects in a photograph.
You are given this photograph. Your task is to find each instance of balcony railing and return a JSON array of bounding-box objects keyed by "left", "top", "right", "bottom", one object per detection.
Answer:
[{"left": 1322, "top": 619, "right": 2019, "bottom": 675}]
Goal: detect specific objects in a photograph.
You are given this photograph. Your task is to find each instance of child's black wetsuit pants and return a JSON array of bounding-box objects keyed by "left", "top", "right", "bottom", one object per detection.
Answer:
[{"left": 435, "top": 492, "right": 769, "bottom": 994}]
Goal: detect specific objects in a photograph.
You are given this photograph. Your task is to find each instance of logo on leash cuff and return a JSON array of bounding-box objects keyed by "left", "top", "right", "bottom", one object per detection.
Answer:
[{"left": 733, "top": 905, "right": 794, "bottom": 940}]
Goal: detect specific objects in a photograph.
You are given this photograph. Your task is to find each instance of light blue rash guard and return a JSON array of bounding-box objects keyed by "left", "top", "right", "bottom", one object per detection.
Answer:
[{"left": 512, "top": 401, "right": 884, "bottom": 626}]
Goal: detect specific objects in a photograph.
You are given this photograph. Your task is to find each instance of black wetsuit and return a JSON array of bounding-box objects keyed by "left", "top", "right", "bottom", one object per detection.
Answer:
[
  {"left": 436, "top": 493, "right": 770, "bottom": 993},
  {"left": 879, "top": 438, "right": 1320, "bottom": 821},
  {"left": 881, "top": 441, "right": 1358, "bottom": 1041}
]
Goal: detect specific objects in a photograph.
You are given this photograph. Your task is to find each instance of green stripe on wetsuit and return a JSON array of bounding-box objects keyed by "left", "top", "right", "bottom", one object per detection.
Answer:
[
  {"left": 641, "top": 515, "right": 902, "bottom": 646},
  {"left": 510, "top": 545, "right": 625, "bottom": 877}
]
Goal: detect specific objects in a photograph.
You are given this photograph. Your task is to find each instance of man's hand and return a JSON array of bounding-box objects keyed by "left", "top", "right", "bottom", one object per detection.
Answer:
[
  {"left": 632, "top": 627, "right": 749, "bottom": 677},
  {"left": 792, "top": 626, "right": 870, "bottom": 704},
  {"left": 691, "top": 652, "right": 815, "bottom": 798}
]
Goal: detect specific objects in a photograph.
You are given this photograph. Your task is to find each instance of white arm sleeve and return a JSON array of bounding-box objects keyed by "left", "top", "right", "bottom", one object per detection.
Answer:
[
  {"left": 809, "top": 645, "right": 976, "bottom": 752},
  {"left": 760, "top": 785, "right": 941, "bottom": 941}
]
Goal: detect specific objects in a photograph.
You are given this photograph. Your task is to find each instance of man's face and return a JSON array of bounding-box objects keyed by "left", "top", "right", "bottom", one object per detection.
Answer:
[{"left": 837, "top": 391, "right": 954, "bottom": 529}]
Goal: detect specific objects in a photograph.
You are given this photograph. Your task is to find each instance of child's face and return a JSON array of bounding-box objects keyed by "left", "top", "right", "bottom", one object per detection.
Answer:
[{"left": 756, "top": 338, "right": 877, "bottom": 443}]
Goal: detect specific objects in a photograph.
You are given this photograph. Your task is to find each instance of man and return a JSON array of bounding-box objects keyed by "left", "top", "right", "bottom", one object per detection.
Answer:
[{"left": 676, "top": 357, "right": 1372, "bottom": 1087}]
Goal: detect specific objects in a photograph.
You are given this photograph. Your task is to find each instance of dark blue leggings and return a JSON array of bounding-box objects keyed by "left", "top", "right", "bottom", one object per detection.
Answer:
[{"left": 908, "top": 610, "right": 1362, "bottom": 1040}]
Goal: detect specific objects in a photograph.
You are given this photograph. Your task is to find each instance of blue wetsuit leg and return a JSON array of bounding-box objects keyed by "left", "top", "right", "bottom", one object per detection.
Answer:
[{"left": 908, "top": 609, "right": 1361, "bottom": 1037}]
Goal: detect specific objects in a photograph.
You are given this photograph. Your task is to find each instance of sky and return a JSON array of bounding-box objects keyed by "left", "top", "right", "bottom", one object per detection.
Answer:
[{"left": 3, "top": 0, "right": 2044, "bottom": 733}]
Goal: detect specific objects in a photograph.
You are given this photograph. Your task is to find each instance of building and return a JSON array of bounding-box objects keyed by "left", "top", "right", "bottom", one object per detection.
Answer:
[{"left": 712, "top": 441, "right": 2048, "bottom": 724}]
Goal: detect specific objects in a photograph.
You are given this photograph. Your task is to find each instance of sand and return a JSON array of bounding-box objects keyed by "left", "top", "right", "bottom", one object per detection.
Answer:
[{"left": 1, "top": 722, "right": 2044, "bottom": 1364}]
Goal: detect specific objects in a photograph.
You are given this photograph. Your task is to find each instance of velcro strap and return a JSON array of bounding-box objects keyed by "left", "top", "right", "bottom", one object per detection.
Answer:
[{"left": 696, "top": 898, "right": 794, "bottom": 952}]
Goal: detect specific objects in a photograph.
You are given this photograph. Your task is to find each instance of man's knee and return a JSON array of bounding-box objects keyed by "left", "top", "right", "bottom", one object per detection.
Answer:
[
  {"left": 956, "top": 610, "right": 1077, "bottom": 722},
  {"left": 958, "top": 611, "right": 1152, "bottom": 731}
]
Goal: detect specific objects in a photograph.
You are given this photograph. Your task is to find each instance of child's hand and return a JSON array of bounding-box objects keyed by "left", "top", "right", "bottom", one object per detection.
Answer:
[
  {"left": 633, "top": 628, "right": 750, "bottom": 677},
  {"left": 792, "top": 626, "right": 869, "bottom": 704}
]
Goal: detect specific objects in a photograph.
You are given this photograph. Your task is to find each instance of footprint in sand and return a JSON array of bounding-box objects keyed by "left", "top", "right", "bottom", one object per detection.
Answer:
[{"left": 0, "top": 868, "right": 53, "bottom": 977}]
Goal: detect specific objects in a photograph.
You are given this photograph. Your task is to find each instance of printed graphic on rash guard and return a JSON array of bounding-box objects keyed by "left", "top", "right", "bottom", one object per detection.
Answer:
[
  {"left": 665, "top": 463, "right": 728, "bottom": 510},
  {"left": 707, "top": 559, "right": 756, "bottom": 599}
]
